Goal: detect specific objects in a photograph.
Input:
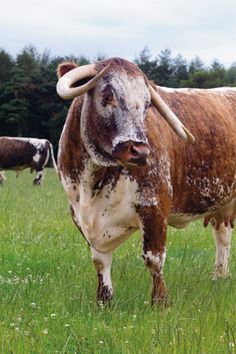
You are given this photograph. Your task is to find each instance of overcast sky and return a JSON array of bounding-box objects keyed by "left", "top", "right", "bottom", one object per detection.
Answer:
[{"left": 1, "top": 0, "right": 236, "bottom": 67}]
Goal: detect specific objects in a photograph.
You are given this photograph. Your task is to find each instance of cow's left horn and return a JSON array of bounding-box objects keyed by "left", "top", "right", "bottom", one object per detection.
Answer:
[
  {"left": 149, "top": 85, "right": 195, "bottom": 144},
  {"left": 57, "top": 64, "right": 110, "bottom": 100}
]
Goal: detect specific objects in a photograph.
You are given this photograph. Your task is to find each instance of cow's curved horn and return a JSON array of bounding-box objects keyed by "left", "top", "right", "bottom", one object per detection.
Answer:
[
  {"left": 57, "top": 64, "right": 110, "bottom": 100},
  {"left": 149, "top": 85, "right": 195, "bottom": 144}
]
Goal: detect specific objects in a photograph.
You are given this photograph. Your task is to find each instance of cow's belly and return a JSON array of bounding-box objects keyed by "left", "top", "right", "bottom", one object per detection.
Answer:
[
  {"left": 169, "top": 197, "right": 236, "bottom": 229},
  {"left": 169, "top": 173, "right": 236, "bottom": 228},
  {"left": 62, "top": 174, "right": 139, "bottom": 253},
  {"left": 168, "top": 213, "right": 202, "bottom": 228}
]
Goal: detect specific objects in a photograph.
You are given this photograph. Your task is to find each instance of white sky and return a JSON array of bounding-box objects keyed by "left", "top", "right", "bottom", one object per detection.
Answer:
[{"left": 0, "top": 0, "right": 236, "bottom": 67}]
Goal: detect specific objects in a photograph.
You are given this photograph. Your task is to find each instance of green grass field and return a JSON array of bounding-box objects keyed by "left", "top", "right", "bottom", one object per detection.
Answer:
[{"left": 0, "top": 169, "right": 235, "bottom": 354}]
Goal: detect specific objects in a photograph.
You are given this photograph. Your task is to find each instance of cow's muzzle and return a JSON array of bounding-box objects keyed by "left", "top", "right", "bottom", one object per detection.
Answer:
[{"left": 112, "top": 141, "right": 150, "bottom": 167}]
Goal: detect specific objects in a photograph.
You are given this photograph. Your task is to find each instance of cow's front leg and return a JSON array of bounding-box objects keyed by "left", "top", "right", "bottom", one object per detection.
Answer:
[
  {"left": 212, "top": 223, "right": 232, "bottom": 279},
  {"left": 138, "top": 206, "right": 168, "bottom": 306},
  {"left": 91, "top": 248, "right": 113, "bottom": 305}
]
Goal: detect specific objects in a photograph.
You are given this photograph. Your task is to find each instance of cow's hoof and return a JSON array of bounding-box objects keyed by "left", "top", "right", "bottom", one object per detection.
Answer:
[
  {"left": 151, "top": 295, "right": 171, "bottom": 308},
  {"left": 33, "top": 181, "right": 42, "bottom": 186},
  {"left": 97, "top": 286, "right": 113, "bottom": 306},
  {"left": 212, "top": 269, "right": 231, "bottom": 281}
]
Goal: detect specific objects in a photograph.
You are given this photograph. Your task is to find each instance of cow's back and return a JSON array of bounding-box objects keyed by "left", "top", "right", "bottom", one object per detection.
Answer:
[
  {"left": 0, "top": 137, "right": 37, "bottom": 169},
  {"left": 154, "top": 87, "right": 236, "bottom": 216}
]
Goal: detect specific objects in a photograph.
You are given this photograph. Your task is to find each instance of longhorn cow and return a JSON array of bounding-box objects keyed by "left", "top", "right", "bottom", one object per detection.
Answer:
[{"left": 56, "top": 57, "right": 236, "bottom": 305}]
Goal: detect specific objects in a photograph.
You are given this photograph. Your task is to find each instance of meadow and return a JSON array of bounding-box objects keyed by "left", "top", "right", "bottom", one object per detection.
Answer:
[{"left": 0, "top": 169, "right": 235, "bottom": 354}]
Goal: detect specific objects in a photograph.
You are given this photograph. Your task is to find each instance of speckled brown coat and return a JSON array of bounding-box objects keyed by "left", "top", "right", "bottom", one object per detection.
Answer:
[{"left": 57, "top": 57, "right": 236, "bottom": 305}]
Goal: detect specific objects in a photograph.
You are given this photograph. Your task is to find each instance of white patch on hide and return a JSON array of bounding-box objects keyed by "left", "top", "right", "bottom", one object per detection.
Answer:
[
  {"left": 91, "top": 248, "right": 113, "bottom": 291},
  {"left": 33, "top": 151, "right": 41, "bottom": 163},
  {"left": 60, "top": 162, "right": 140, "bottom": 253},
  {"left": 142, "top": 249, "right": 166, "bottom": 275}
]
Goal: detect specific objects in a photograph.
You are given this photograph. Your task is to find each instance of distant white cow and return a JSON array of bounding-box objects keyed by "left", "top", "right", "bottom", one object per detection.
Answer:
[{"left": 0, "top": 137, "right": 57, "bottom": 185}]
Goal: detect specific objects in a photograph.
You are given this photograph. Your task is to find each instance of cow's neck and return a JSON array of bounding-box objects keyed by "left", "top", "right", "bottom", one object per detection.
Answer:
[{"left": 80, "top": 157, "right": 124, "bottom": 197}]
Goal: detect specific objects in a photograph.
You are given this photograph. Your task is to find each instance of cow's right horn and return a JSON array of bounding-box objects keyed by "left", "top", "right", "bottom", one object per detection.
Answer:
[
  {"left": 57, "top": 64, "right": 110, "bottom": 100},
  {"left": 149, "top": 85, "right": 195, "bottom": 144}
]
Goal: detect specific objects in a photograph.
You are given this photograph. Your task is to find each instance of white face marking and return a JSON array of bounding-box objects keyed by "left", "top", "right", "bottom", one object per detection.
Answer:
[
  {"left": 107, "top": 75, "right": 150, "bottom": 149},
  {"left": 81, "top": 72, "right": 150, "bottom": 166}
]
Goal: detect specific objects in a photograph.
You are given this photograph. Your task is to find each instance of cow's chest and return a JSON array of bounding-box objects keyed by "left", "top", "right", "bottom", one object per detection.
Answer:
[{"left": 63, "top": 172, "right": 140, "bottom": 252}]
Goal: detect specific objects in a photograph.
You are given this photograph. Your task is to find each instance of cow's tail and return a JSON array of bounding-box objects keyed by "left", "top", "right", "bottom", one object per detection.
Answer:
[{"left": 48, "top": 142, "right": 58, "bottom": 173}]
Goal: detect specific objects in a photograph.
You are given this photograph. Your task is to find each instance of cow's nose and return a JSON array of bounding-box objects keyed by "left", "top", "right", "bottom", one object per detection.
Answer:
[{"left": 112, "top": 141, "right": 150, "bottom": 167}]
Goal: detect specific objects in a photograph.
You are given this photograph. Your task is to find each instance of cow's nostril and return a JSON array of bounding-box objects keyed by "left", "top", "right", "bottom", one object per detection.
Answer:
[{"left": 130, "top": 146, "right": 139, "bottom": 156}]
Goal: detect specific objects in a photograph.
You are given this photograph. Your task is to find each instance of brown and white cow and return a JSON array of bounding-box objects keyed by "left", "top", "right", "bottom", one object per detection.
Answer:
[
  {"left": 56, "top": 57, "right": 236, "bottom": 305},
  {"left": 0, "top": 137, "right": 57, "bottom": 185}
]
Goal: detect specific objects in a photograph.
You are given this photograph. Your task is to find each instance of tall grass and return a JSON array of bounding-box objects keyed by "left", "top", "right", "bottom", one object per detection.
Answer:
[{"left": 0, "top": 169, "right": 235, "bottom": 353}]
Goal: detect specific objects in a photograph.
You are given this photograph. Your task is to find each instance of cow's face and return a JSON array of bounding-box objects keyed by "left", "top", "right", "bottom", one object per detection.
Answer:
[
  {"left": 57, "top": 58, "right": 194, "bottom": 168},
  {"left": 81, "top": 63, "right": 151, "bottom": 167}
]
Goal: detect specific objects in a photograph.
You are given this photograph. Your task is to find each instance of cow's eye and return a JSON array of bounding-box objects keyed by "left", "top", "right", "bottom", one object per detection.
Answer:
[
  {"left": 102, "top": 86, "right": 115, "bottom": 106},
  {"left": 103, "top": 93, "right": 114, "bottom": 105}
]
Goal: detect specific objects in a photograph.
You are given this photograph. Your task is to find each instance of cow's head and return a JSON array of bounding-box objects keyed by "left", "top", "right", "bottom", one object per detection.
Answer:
[{"left": 57, "top": 58, "right": 194, "bottom": 168}]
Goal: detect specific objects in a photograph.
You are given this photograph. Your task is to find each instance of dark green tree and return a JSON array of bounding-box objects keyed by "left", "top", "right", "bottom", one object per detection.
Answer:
[
  {"left": 170, "top": 54, "right": 189, "bottom": 87},
  {"left": 155, "top": 48, "right": 174, "bottom": 86},
  {"left": 225, "top": 63, "right": 236, "bottom": 86},
  {"left": 0, "top": 49, "right": 14, "bottom": 83},
  {"left": 134, "top": 46, "right": 159, "bottom": 82}
]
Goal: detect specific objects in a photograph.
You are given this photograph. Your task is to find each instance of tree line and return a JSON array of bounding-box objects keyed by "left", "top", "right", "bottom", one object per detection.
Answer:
[{"left": 0, "top": 45, "right": 235, "bottom": 153}]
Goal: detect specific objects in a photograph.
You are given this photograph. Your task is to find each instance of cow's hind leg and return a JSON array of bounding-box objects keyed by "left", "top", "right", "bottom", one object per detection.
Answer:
[
  {"left": 91, "top": 248, "right": 113, "bottom": 305},
  {"left": 212, "top": 223, "right": 232, "bottom": 279}
]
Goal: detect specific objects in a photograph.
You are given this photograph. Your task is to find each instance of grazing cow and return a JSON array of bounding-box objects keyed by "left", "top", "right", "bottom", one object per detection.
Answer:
[
  {"left": 56, "top": 57, "right": 236, "bottom": 305},
  {"left": 0, "top": 137, "right": 57, "bottom": 185}
]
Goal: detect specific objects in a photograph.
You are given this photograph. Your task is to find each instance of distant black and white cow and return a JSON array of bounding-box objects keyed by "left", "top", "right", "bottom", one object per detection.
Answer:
[{"left": 0, "top": 137, "right": 57, "bottom": 185}]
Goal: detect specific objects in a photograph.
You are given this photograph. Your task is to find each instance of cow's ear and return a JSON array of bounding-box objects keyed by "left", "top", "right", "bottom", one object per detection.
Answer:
[{"left": 57, "top": 62, "right": 78, "bottom": 79}]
